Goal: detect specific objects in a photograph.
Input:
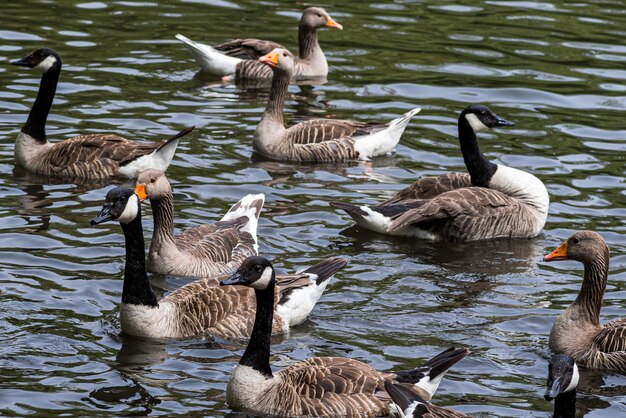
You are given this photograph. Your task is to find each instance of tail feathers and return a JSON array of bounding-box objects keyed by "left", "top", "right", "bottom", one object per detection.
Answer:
[
  {"left": 155, "top": 126, "right": 194, "bottom": 152},
  {"left": 353, "top": 107, "right": 420, "bottom": 158},
  {"left": 331, "top": 201, "right": 392, "bottom": 234},
  {"left": 176, "top": 33, "right": 241, "bottom": 75},
  {"left": 384, "top": 381, "right": 427, "bottom": 412},
  {"left": 388, "top": 107, "right": 421, "bottom": 129},
  {"left": 302, "top": 257, "right": 348, "bottom": 285},
  {"left": 329, "top": 201, "right": 368, "bottom": 217}
]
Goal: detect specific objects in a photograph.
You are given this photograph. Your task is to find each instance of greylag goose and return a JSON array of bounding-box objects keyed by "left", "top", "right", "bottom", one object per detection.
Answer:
[
  {"left": 91, "top": 187, "right": 347, "bottom": 338},
  {"left": 220, "top": 256, "right": 469, "bottom": 417},
  {"left": 544, "top": 354, "right": 579, "bottom": 418},
  {"left": 11, "top": 48, "right": 191, "bottom": 179},
  {"left": 134, "top": 169, "right": 262, "bottom": 277},
  {"left": 253, "top": 48, "right": 420, "bottom": 161},
  {"left": 176, "top": 7, "right": 342, "bottom": 80},
  {"left": 544, "top": 230, "right": 626, "bottom": 372},
  {"left": 330, "top": 104, "right": 549, "bottom": 241},
  {"left": 384, "top": 381, "right": 470, "bottom": 418}
]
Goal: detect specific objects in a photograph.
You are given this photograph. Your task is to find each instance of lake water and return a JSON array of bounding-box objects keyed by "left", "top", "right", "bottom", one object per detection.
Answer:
[{"left": 1, "top": 0, "right": 626, "bottom": 416}]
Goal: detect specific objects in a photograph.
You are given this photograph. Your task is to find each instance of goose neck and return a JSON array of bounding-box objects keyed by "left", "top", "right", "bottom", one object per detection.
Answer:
[
  {"left": 553, "top": 390, "right": 576, "bottom": 418},
  {"left": 262, "top": 69, "right": 290, "bottom": 126},
  {"left": 240, "top": 281, "right": 275, "bottom": 377},
  {"left": 23, "top": 67, "right": 60, "bottom": 143},
  {"left": 149, "top": 193, "right": 176, "bottom": 246},
  {"left": 573, "top": 250, "right": 609, "bottom": 325},
  {"left": 120, "top": 214, "right": 157, "bottom": 307},
  {"left": 458, "top": 118, "right": 496, "bottom": 187},
  {"left": 298, "top": 25, "right": 320, "bottom": 60}
]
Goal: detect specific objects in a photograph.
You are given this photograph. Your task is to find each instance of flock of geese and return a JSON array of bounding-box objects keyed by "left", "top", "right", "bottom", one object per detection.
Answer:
[{"left": 7, "top": 5, "right": 626, "bottom": 418}]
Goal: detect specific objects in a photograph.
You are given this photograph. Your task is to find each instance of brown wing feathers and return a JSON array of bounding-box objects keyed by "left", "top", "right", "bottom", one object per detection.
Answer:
[{"left": 215, "top": 38, "right": 285, "bottom": 60}]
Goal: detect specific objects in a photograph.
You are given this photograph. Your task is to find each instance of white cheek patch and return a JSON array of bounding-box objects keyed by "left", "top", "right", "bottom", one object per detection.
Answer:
[
  {"left": 465, "top": 113, "right": 489, "bottom": 133},
  {"left": 564, "top": 363, "right": 579, "bottom": 393},
  {"left": 117, "top": 194, "right": 139, "bottom": 224},
  {"left": 250, "top": 266, "right": 273, "bottom": 290},
  {"left": 34, "top": 55, "right": 58, "bottom": 73}
]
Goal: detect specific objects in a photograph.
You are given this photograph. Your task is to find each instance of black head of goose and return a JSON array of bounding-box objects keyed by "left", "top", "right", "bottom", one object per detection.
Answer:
[
  {"left": 91, "top": 187, "right": 346, "bottom": 339},
  {"left": 544, "top": 231, "right": 626, "bottom": 372},
  {"left": 220, "top": 256, "right": 469, "bottom": 417},
  {"left": 133, "top": 168, "right": 263, "bottom": 278},
  {"left": 330, "top": 104, "right": 549, "bottom": 241},
  {"left": 11, "top": 48, "right": 191, "bottom": 179},
  {"left": 175, "top": 7, "right": 341, "bottom": 79},
  {"left": 545, "top": 354, "right": 579, "bottom": 418}
]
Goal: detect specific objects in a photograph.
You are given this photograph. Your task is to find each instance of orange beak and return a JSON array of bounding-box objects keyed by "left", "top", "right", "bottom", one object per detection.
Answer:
[
  {"left": 326, "top": 16, "right": 343, "bottom": 30},
  {"left": 259, "top": 51, "right": 279, "bottom": 67},
  {"left": 544, "top": 241, "right": 569, "bottom": 262},
  {"left": 134, "top": 183, "right": 148, "bottom": 201}
]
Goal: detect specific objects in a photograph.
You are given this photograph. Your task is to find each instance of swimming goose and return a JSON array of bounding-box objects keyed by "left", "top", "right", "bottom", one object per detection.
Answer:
[
  {"left": 220, "top": 256, "right": 469, "bottom": 417},
  {"left": 253, "top": 48, "right": 420, "bottom": 162},
  {"left": 11, "top": 48, "right": 191, "bottom": 179},
  {"left": 544, "top": 230, "right": 626, "bottom": 372},
  {"left": 175, "top": 7, "right": 342, "bottom": 79},
  {"left": 384, "top": 381, "right": 469, "bottom": 418},
  {"left": 134, "top": 169, "right": 262, "bottom": 277},
  {"left": 544, "top": 354, "right": 579, "bottom": 418},
  {"left": 330, "top": 104, "right": 549, "bottom": 241},
  {"left": 91, "top": 187, "right": 347, "bottom": 338}
]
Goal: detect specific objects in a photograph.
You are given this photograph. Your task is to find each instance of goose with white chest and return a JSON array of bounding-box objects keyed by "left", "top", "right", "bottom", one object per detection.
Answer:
[
  {"left": 91, "top": 187, "right": 347, "bottom": 339},
  {"left": 330, "top": 105, "right": 550, "bottom": 241},
  {"left": 11, "top": 48, "right": 191, "bottom": 179}
]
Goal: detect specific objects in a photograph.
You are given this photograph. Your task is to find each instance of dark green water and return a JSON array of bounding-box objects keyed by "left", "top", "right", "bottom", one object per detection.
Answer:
[{"left": 1, "top": 0, "right": 626, "bottom": 416}]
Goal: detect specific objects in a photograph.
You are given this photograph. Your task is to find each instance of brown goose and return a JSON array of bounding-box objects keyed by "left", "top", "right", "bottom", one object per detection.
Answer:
[
  {"left": 91, "top": 187, "right": 346, "bottom": 338},
  {"left": 384, "top": 381, "right": 469, "bottom": 418},
  {"left": 220, "top": 256, "right": 470, "bottom": 417},
  {"left": 133, "top": 169, "right": 262, "bottom": 277},
  {"left": 254, "top": 48, "right": 420, "bottom": 162},
  {"left": 330, "top": 104, "right": 549, "bottom": 241},
  {"left": 11, "top": 48, "right": 191, "bottom": 179},
  {"left": 175, "top": 7, "right": 342, "bottom": 80},
  {"left": 544, "top": 230, "right": 626, "bottom": 372}
]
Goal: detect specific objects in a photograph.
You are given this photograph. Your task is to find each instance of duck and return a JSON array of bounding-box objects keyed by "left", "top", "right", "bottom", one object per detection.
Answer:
[
  {"left": 544, "top": 230, "right": 626, "bottom": 372},
  {"left": 133, "top": 169, "right": 263, "bottom": 277},
  {"left": 11, "top": 48, "right": 191, "bottom": 179},
  {"left": 91, "top": 187, "right": 347, "bottom": 339},
  {"left": 544, "top": 354, "right": 579, "bottom": 418},
  {"left": 384, "top": 381, "right": 469, "bottom": 418},
  {"left": 220, "top": 256, "right": 470, "bottom": 417},
  {"left": 253, "top": 48, "right": 420, "bottom": 162},
  {"left": 330, "top": 104, "right": 550, "bottom": 241},
  {"left": 175, "top": 7, "right": 342, "bottom": 80}
]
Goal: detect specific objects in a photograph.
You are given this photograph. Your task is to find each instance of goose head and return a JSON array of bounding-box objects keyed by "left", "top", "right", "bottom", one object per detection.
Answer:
[
  {"left": 301, "top": 7, "right": 343, "bottom": 30},
  {"left": 12, "top": 48, "right": 62, "bottom": 73},
  {"left": 460, "top": 104, "right": 514, "bottom": 134},
  {"left": 544, "top": 354, "right": 579, "bottom": 401},
  {"left": 91, "top": 187, "right": 140, "bottom": 225},
  {"left": 134, "top": 169, "right": 171, "bottom": 202},
  {"left": 543, "top": 230, "right": 607, "bottom": 263},
  {"left": 220, "top": 256, "right": 275, "bottom": 290},
  {"left": 259, "top": 48, "right": 296, "bottom": 74}
]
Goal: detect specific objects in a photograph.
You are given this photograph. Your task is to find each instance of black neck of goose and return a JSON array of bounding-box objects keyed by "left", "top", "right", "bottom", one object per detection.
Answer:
[
  {"left": 553, "top": 390, "right": 576, "bottom": 418},
  {"left": 239, "top": 279, "right": 275, "bottom": 377},
  {"left": 264, "top": 68, "right": 290, "bottom": 125},
  {"left": 458, "top": 116, "right": 497, "bottom": 188},
  {"left": 574, "top": 248, "right": 609, "bottom": 325},
  {"left": 298, "top": 25, "right": 319, "bottom": 59},
  {"left": 120, "top": 211, "right": 157, "bottom": 307},
  {"left": 22, "top": 66, "right": 60, "bottom": 143}
]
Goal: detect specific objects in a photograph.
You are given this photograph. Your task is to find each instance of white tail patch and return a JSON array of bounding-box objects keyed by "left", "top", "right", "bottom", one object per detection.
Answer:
[
  {"left": 354, "top": 107, "right": 421, "bottom": 159},
  {"left": 276, "top": 273, "right": 333, "bottom": 328},
  {"left": 176, "top": 34, "right": 241, "bottom": 75},
  {"left": 118, "top": 137, "right": 182, "bottom": 178},
  {"left": 415, "top": 372, "right": 444, "bottom": 400},
  {"left": 221, "top": 193, "right": 265, "bottom": 253}
]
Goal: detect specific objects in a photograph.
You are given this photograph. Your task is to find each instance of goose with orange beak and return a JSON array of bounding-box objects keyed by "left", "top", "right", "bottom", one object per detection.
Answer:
[
  {"left": 175, "top": 7, "right": 342, "bottom": 80},
  {"left": 544, "top": 230, "right": 626, "bottom": 372}
]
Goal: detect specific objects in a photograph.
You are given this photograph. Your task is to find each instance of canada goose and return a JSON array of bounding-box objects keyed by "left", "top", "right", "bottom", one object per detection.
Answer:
[
  {"left": 11, "top": 48, "right": 191, "bottom": 179},
  {"left": 544, "top": 230, "right": 626, "bottom": 372},
  {"left": 544, "top": 354, "right": 579, "bottom": 418},
  {"left": 175, "top": 7, "right": 342, "bottom": 79},
  {"left": 384, "top": 381, "right": 469, "bottom": 418},
  {"left": 330, "top": 105, "right": 549, "bottom": 241},
  {"left": 253, "top": 48, "right": 420, "bottom": 162},
  {"left": 220, "top": 256, "right": 469, "bottom": 417},
  {"left": 134, "top": 169, "right": 262, "bottom": 277},
  {"left": 91, "top": 187, "right": 347, "bottom": 338}
]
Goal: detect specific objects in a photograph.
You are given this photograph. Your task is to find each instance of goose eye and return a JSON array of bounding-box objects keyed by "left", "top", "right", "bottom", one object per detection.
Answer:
[
  {"left": 255, "top": 265, "right": 262, "bottom": 272},
  {"left": 150, "top": 178, "right": 156, "bottom": 184},
  {"left": 283, "top": 52, "right": 287, "bottom": 57},
  {"left": 573, "top": 238, "right": 580, "bottom": 244},
  {"left": 317, "top": 13, "right": 322, "bottom": 17}
]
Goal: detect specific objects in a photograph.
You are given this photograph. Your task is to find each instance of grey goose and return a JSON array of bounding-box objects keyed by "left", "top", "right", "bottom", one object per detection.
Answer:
[
  {"left": 91, "top": 187, "right": 346, "bottom": 339},
  {"left": 253, "top": 48, "right": 420, "bottom": 162},
  {"left": 544, "top": 231, "right": 626, "bottom": 372},
  {"left": 544, "top": 354, "right": 579, "bottom": 418},
  {"left": 330, "top": 105, "right": 549, "bottom": 241},
  {"left": 220, "top": 256, "right": 470, "bottom": 417},
  {"left": 133, "top": 169, "right": 262, "bottom": 277},
  {"left": 11, "top": 48, "right": 191, "bottom": 179},
  {"left": 176, "top": 7, "right": 342, "bottom": 80}
]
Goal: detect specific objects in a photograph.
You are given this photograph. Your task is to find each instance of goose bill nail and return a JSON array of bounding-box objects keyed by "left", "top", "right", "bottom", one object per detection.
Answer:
[
  {"left": 544, "top": 242, "right": 568, "bottom": 261},
  {"left": 326, "top": 17, "right": 343, "bottom": 29}
]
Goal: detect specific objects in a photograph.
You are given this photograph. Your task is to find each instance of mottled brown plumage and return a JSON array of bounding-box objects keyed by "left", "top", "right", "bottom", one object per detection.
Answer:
[
  {"left": 545, "top": 231, "right": 626, "bottom": 372},
  {"left": 384, "top": 173, "right": 472, "bottom": 203}
]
